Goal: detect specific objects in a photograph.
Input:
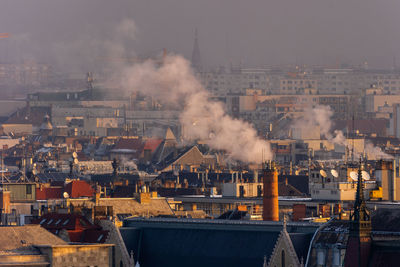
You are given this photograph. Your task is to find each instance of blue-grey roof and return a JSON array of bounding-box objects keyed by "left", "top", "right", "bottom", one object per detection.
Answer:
[
  {"left": 120, "top": 218, "right": 318, "bottom": 267},
  {"left": 289, "top": 232, "right": 314, "bottom": 263}
]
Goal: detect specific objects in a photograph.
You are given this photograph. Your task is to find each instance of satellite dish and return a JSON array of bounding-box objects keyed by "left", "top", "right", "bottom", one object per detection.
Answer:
[
  {"left": 350, "top": 171, "right": 358, "bottom": 181},
  {"left": 331, "top": 169, "right": 339, "bottom": 178},
  {"left": 362, "top": 170, "right": 370, "bottom": 180},
  {"left": 73, "top": 158, "right": 79, "bottom": 165},
  {"left": 63, "top": 192, "right": 69, "bottom": 199},
  {"left": 72, "top": 152, "right": 78, "bottom": 159},
  {"left": 320, "top": 169, "right": 327, "bottom": 178}
]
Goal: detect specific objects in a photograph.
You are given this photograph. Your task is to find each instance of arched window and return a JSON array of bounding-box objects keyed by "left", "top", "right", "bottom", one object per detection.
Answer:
[{"left": 281, "top": 249, "right": 285, "bottom": 267}]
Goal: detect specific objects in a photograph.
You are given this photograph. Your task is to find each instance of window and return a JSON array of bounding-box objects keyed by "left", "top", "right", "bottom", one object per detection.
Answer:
[
  {"left": 281, "top": 250, "right": 285, "bottom": 267},
  {"left": 257, "top": 185, "right": 262, "bottom": 197},
  {"left": 317, "top": 249, "right": 326, "bottom": 265},
  {"left": 26, "top": 185, "right": 32, "bottom": 195},
  {"left": 333, "top": 249, "right": 341, "bottom": 266},
  {"left": 62, "top": 219, "right": 70, "bottom": 226},
  {"left": 239, "top": 186, "right": 245, "bottom": 198},
  {"left": 39, "top": 219, "right": 46, "bottom": 225}
]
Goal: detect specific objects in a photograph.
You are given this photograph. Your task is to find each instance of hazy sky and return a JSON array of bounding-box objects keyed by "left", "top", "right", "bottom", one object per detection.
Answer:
[{"left": 1, "top": 0, "right": 400, "bottom": 70}]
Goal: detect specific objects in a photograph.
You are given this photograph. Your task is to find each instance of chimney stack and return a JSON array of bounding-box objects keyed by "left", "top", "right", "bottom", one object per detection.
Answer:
[{"left": 262, "top": 163, "right": 279, "bottom": 221}]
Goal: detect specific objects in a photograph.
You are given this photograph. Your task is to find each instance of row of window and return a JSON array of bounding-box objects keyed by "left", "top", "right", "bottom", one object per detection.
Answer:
[
  {"left": 282, "top": 80, "right": 316, "bottom": 85},
  {"left": 39, "top": 218, "right": 70, "bottom": 226}
]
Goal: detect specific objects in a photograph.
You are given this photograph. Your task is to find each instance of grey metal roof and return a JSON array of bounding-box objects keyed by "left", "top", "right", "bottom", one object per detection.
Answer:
[{"left": 121, "top": 218, "right": 319, "bottom": 267}]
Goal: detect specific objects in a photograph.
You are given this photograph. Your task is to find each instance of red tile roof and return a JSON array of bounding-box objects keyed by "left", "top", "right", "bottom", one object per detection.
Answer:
[
  {"left": 67, "top": 230, "right": 85, "bottom": 242},
  {"left": 36, "top": 187, "right": 63, "bottom": 200},
  {"left": 32, "top": 213, "right": 108, "bottom": 243},
  {"left": 33, "top": 213, "right": 97, "bottom": 231},
  {"left": 83, "top": 229, "right": 109, "bottom": 243},
  {"left": 333, "top": 119, "right": 388, "bottom": 136},
  {"left": 113, "top": 138, "right": 144, "bottom": 154},
  {"left": 64, "top": 180, "right": 94, "bottom": 198},
  {"left": 5, "top": 106, "right": 51, "bottom": 126},
  {"left": 144, "top": 138, "right": 163, "bottom": 153}
]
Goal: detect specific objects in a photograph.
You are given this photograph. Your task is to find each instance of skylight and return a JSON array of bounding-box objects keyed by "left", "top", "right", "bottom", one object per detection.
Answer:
[{"left": 97, "top": 234, "right": 104, "bottom": 242}]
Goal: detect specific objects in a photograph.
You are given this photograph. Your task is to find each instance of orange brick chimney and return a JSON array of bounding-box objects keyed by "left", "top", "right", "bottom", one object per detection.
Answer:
[{"left": 262, "top": 164, "right": 279, "bottom": 221}]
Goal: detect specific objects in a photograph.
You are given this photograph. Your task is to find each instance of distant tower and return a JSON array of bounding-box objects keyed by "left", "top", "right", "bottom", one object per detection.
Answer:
[
  {"left": 191, "top": 29, "right": 202, "bottom": 71},
  {"left": 87, "top": 72, "right": 94, "bottom": 100},
  {"left": 39, "top": 114, "right": 53, "bottom": 137}
]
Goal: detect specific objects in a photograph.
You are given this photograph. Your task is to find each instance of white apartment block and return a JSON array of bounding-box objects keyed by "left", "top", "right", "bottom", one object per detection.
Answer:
[
  {"left": 198, "top": 67, "right": 400, "bottom": 96},
  {"left": 197, "top": 68, "right": 272, "bottom": 95}
]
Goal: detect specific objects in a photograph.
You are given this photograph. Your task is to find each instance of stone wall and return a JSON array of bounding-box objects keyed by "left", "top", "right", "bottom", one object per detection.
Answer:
[
  {"left": 99, "top": 219, "right": 134, "bottom": 267},
  {"left": 38, "top": 244, "right": 113, "bottom": 267}
]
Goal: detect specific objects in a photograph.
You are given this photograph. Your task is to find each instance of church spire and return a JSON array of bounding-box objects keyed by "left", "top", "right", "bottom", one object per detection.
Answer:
[
  {"left": 191, "top": 28, "right": 202, "bottom": 71},
  {"left": 345, "top": 158, "right": 372, "bottom": 267},
  {"left": 350, "top": 158, "right": 371, "bottom": 234}
]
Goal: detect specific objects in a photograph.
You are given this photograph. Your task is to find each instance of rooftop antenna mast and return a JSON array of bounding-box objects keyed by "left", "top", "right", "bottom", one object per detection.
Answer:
[
  {"left": 345, "top": 106, "right": 349, "bottom": 165},
  {"left": 261, "top": 148, "right": 263, "bottom": 166},
  {"left": 1, "top": 150, "right": 3, "bottom": 184},
  {"left": 86, "top": 72, "right": 93, "bottom": 100},
  {"left": 351, "top": 113, "right": 355, "bottom": 163}
]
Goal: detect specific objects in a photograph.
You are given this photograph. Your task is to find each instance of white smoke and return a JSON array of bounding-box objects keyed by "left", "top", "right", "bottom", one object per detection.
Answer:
[
  {"left": 295, "top": 105, "right": 334, "bottom": 140},
  {"left": 53, "top": 18, "right": 271, "bottom": 163},
  {"left": 365, "top": 142, "right": 393, "bottom": 160},
  {"left": 119, "top": 156, "right": 138, "bottom": 170},
  {"left": 295, "top": 105, "right": 347, "bottom": 146},
  {"left": 331, "top": 130, "right": 346, "bottom": 145},
  {"left": 119, "top": 54, "right": 272, "bottom": 163},
  {"left": 297, "top": 105, "right": 392, "bottom": 160}
]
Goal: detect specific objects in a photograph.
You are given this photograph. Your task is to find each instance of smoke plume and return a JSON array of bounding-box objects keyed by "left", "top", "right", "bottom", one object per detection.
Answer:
[
  {"left": 297, "top": 105, "right": 392, "bottom": 160},
  {"left": 295, "top": 105, "right": 334, "bottom": 140},
  {"left": 365, "top": 142, "right": 393, "bottom": 160},
  {"left": 49, "top": 18, "right": 271, "bottom": 163},
  {"left": 119, "top": 156, "right": 138, "bottom": 170},
  {"left": 119, "top": 54, "right": 272, "bottom": 163}
]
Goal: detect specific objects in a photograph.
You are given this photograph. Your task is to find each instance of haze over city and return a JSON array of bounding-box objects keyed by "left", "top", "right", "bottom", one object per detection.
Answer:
[
  {"left": 1, "top": 0, "right": 400, "bottom": 70},
  {"left": 1, "top": 1, "right": 400, "bottom": 267}
]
